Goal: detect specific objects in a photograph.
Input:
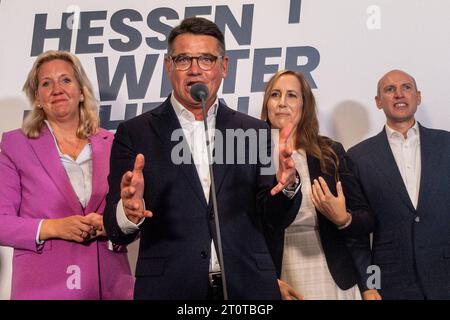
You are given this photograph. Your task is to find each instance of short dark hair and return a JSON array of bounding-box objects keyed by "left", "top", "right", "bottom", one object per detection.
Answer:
[{"left": 168, "top": 17, "right": 225, "bottom": 55}]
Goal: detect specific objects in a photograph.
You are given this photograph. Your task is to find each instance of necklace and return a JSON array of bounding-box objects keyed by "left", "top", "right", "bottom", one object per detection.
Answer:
[{"left": 55, "top": 135, "right": 86, "bottom": 160}]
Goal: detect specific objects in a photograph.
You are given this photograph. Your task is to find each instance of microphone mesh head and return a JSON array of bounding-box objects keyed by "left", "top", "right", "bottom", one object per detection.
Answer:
[{"left": 190, "top": 83, "right": 209, "bottom": 102}]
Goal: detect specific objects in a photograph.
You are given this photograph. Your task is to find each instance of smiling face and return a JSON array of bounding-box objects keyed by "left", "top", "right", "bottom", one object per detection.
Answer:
[
  {"left": 164, "top": 33, "right": 228, "bottom": 113},
  {"left": 35, "top": 59, "right": 83, "bottom": 126},
  {"left": 266, "top": 74, "right": 303, "bottom": 130},
  {"left": 375, "top": 70, "right": 421, "bottom": 129}
]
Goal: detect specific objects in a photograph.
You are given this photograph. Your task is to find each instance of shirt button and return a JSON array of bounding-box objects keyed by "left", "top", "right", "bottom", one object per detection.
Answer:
[
  {"left": 415, "top": 216, "right": 420, "bottom": 223},
  {"left": 201, "top": 251, "right": 208, "bottom": 258}
]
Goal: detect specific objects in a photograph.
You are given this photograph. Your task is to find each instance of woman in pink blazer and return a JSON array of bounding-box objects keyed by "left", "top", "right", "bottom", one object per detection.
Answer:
[{"left": 0, "top": 50, "right": 133, "bottom": 299}]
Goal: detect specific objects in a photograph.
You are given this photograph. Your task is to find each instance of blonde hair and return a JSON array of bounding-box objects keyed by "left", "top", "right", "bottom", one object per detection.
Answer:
[
  {"left": 22, "top": 50, "right": 99, "bottom": 139},
  {"left": 261, "top": 70, "right": 339, "bottom": 179}
]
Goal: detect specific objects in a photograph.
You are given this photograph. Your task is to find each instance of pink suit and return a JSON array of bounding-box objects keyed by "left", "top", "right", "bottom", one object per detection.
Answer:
[{"left": 0, "top": 127, "right": 133, "bottom": 299}]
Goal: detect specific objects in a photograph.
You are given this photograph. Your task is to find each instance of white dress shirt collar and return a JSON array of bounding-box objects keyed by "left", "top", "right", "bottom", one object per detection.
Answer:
[{"left": 385, "top": 121, "right": 420, "bottom": 142}]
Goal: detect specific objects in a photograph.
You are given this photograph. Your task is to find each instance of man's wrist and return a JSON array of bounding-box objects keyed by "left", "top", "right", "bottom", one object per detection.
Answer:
[
  {"left": 284, "top": 171, "right": 301, "bottom": 191},
  {"left": 116, "top": 199, "right": 145, "bottom": 234}
]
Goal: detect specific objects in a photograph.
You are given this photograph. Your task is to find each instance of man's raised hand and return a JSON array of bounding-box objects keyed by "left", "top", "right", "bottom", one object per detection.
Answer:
[
  {"left": 271, "top": 123, "right": 297, "bottom": 196},
  {"left": 120, "top": 154, "right": 153, "bottom": 224}
]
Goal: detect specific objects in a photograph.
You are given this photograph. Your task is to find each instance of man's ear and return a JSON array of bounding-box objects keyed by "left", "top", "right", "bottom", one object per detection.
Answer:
[
  {"left": 164, "top": 55, "right": 173, "bottom": 73},
  {"left": 375, "top": 95, "right": 383, "bottom": 110},
  {"left": 221, "top": 55, "right": 229, "bottom": 79}
]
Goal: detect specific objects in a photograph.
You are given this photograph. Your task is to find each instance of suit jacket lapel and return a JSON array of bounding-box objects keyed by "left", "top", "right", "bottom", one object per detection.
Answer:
[
  {"left": 148, "top": 97, "right": 208, "bottom": 208},
  {"left": 206, "top": 103, "right": 235, "bottom": 215},
  {"left": 307, "top": 154, "right": 322, "bottom": 183},
  {"left": 416, "top": 124, "right": 434, "bottom": 213},
  {"left": 85, "top": 130, "right": 110, "bottom": 213},
  {"left": 307, "top": 154, "right": 337, "bottom": 228},
  {"left": 211, "top": 103, "right": 234, "bottom": 196},
  {"left": 307, "top": 154, "right": 337, "bottom": 195},
  {"left": 28, "top": 127, "right": 82, "bottom": 212},
  {"left": 372, "top": 129, "right": 415, "bottom": 212}
]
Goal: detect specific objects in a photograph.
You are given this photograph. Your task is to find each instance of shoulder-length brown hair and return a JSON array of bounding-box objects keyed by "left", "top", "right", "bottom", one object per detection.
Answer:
[
  {"left": 261, "top": 70, "right": 339, "bottom": 178},
  {"left": 22, "top": 50, "right": 99, "bottom": 139}
]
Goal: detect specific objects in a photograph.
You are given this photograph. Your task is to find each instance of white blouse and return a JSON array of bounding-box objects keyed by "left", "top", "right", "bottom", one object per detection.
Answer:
[{"left": 45, "top": 121, "right": 92, "bottom": 208}]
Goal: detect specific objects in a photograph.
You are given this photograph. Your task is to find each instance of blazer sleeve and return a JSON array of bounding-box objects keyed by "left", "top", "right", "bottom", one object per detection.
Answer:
[
  {"left": 334, "top": 142, "right": 373, "bottom": 291},
  {"left": 103, "top": 122, "right": 140, "bottom": 245},
  {"left": 0, "top": 133, "right": 43, "bottom": 252},
  {"left": 336, "top": 143, "right": 374, "bottom": 237}
]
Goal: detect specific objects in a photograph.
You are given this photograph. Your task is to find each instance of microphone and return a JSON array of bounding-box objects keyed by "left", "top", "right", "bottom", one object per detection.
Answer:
[
  {"left": 189, "top": 82, "right": 228, "bottom": 300},
  {"left": 190, "top": 83, "right": 209, "bottom": 102}
]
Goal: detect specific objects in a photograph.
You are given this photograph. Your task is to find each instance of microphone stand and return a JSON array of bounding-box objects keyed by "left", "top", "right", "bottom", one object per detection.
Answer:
[{"left": 200, "top": 96, "right": 228, "bottom": 300}]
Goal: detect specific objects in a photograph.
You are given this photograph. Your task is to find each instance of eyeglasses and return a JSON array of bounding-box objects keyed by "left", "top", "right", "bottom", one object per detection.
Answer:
[{"left": 170, "top": 54, "right": 223, "bottom": 71}]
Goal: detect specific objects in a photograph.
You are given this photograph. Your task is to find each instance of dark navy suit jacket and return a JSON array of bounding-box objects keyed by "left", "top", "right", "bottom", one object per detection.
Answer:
[
  {"left": 265, "top": 141, "right": 372, "bottom": 292},
  {"left": 347, "top": 124, "right": 450, "bottom": 299},
  {"left": 104, "top": 97, "right": 301, "bottom": 299}
]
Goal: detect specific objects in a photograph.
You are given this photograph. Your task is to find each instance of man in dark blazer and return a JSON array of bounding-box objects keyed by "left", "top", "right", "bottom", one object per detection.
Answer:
[
  {"left": 103, "top": 17, "right": 301, "bottom": 300},
  {"left": 347, "top": 69, "right": 450, "bottom": 299}
]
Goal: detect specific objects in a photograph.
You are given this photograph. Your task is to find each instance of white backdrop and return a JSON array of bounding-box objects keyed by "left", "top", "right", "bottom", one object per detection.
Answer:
[{"left": 1, "top": 0, "right": 449, "bottom": 299}]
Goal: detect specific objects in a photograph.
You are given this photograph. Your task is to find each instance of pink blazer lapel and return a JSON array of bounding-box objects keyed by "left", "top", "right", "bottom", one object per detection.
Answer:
[
  {"left": 85, "top": 129, "right": 112, "bottom": 214},
  {"left": 28, "top": 126, "right": 82, "bottom": 212}
]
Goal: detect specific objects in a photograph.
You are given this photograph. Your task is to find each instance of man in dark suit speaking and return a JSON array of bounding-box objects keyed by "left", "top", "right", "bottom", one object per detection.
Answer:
[
  {"left": 103, "top": 17, "right": 301, "bottom": 300},
  {"left": 347, "top": 69, "right": 450, "bottom": 299}
]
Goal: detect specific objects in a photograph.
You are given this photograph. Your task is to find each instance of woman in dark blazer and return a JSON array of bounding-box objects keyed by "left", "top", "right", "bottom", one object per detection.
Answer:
[{"left": 261, "top": 70, "right": 373, "bottom": 300}]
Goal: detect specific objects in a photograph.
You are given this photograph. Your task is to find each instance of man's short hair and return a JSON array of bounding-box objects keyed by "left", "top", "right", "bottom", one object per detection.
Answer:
[{"left": 167, "top": 17, "right": 225, "bottom": 55}]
